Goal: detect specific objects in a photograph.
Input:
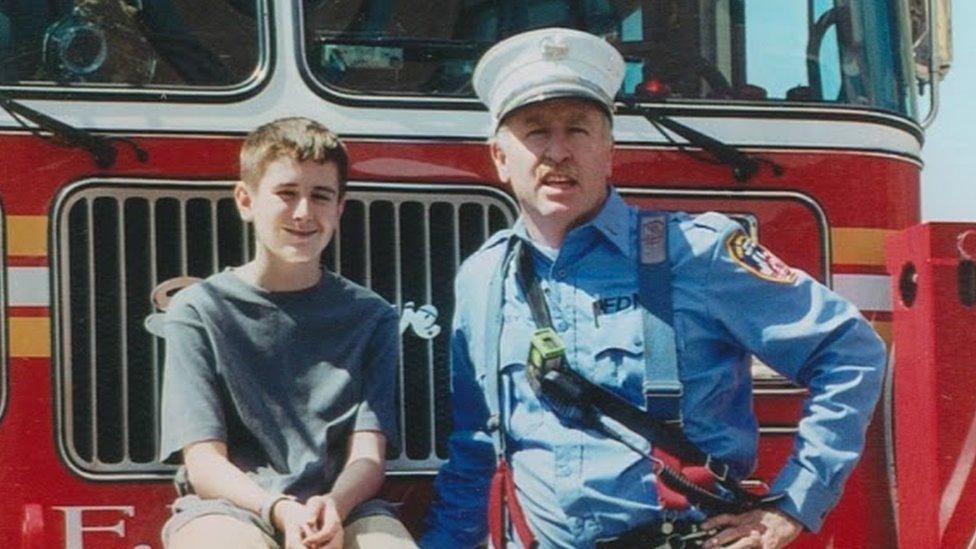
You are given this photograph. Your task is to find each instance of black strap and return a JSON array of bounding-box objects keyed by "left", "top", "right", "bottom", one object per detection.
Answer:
[
  {"left": 540, "top": 365, "right": 778, "bottom": 515},
  {"left": 515, "top": 241, "right": 552, "bottom": 329},
  {"left": 595, "top": 519, "right": 710, "bottom": 549}
]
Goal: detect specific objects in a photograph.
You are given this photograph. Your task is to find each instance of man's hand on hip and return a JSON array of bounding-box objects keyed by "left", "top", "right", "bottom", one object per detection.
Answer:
[{"left": 700, "top": 508, "right": 802, "bottom": 548}]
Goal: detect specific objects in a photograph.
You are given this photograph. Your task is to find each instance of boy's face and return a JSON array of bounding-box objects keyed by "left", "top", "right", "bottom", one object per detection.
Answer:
[{"left": 235, "top": 156, "right": 345, "bottom": 266}]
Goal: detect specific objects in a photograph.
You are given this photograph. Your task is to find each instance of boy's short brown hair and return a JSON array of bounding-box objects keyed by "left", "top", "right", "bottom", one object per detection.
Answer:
[{"left": 240, "top": 117, "right": 349, "bottom": 195}]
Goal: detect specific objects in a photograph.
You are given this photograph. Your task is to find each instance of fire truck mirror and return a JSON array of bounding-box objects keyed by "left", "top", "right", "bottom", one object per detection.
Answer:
[
  {"left": 959, "top": 261, "right": 975, "bottom": 308},
  {"left": 899, "top": 262, "right": 918, "bottom": 308}
]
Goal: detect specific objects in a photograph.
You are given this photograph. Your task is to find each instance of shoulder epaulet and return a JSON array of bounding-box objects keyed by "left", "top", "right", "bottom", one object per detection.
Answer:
[
  {"left": 455, "top": 229, "right": 517, "bottom": 283},
  {"left": 690, "top": 211, "right": 740, "bottom": 233},
  {"left": 477, "top": 229, "right": 516, "bottom": 253}
]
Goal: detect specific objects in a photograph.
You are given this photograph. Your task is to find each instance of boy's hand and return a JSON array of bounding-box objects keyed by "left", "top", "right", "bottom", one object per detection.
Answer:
[
  {"left": 272, "top": 499, "right": 317, "bottom": 549},
  {"left": 301, "top": 494, "right": 344, "bottom": 548}
]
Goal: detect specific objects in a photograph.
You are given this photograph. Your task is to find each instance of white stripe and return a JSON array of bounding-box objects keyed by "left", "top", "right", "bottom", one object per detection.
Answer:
[
  {"left": 0, "top": 102, "right": 921, "bottom": 159},
  {"left": 832, "top": 274, "right": 892, "bottom": 312},
  {"left": 9, "top": 267, "right": 50, "bottom": 307},
  {"left": 5, "top": 269, "right": 896, "bottom": 311}
]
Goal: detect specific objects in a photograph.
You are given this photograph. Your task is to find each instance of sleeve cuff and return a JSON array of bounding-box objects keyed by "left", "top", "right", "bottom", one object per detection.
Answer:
[
  {"left": 158, "top": 424, "right": 226, "bottom": 464},
  {"left": 770, "top": 460, "right": 840, "bottom": 533}
]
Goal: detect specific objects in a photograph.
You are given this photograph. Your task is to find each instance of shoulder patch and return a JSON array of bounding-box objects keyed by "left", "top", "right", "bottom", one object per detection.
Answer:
[{"left": 725, "top": 232, "right": 797, "bottom": 284}]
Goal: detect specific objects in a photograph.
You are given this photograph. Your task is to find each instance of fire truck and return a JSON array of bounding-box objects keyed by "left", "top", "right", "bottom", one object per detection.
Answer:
[{"left": 0, "top": 0, "right": 970, "bottom": 547}]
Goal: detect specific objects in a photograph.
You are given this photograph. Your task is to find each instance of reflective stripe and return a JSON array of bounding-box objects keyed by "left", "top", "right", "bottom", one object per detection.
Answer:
[
  {"left": 832, "top": 274, "right": 892, "bottom": 312},
  {"left": 10, "top": 317, "right": 50, "bottom": 357},
  {"left": 831, "top": 228, "right": 894, "bottom": 267},
  {"left": 9, "top": 267, "right": 49, "bottom": 306},
  {"left": 7, "top": 216, "right": 48, "bottom": 256}
]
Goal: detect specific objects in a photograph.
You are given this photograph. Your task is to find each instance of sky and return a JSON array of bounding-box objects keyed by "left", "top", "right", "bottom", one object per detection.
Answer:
[{"left": 921, "top": 1, "right": 976, "bottom": 221}]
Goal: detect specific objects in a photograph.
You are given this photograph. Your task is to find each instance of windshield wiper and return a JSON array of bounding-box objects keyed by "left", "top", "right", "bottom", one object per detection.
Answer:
[
  {"left": 0, "top": 91, "right": 147, "bottom": 169},
  {"left": 618, "top": 95, "right": 782, "bottom": 182}
]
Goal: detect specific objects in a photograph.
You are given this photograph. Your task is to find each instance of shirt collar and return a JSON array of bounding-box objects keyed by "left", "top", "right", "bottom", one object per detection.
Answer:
[
  {"left": 586, "top": 187, "right": 633, "bottom": 257},
  {"left": 510, "top": 186, "right": 633, "bottom": 258}
]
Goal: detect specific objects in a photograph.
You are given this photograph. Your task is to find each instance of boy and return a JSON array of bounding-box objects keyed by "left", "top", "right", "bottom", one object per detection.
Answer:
[{"left": 160, "top": 117, "right": 416, "bottom": 549}]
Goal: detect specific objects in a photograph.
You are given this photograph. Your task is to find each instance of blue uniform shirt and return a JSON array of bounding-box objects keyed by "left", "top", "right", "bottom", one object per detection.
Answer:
[{"left": 421, "top": 189, "right": 885, "bottom": 548}]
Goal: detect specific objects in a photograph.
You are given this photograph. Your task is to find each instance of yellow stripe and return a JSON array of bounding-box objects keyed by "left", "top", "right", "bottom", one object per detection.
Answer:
[
  {"left": 8, "top": 216, "right": 48, "bottom": 256},
  {"left": 831, "top": 228, "right": 894, "bottom": 266},
  {"left": 10, "top": 317, "right": 50, "bottom": 357},
  {"left": 871, "top": 320, "right": 892, "bottom": 346}
]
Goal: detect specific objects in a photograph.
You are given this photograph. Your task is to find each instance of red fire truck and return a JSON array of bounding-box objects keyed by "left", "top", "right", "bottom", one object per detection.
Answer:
[{"left": 0, "top": 1, "right": 971, "bottom": 547}]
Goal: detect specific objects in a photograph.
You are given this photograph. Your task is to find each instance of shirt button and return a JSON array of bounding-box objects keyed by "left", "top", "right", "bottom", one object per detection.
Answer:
[
  {"left": 556, "top": 269, "right": 568, "bottom": 279},
  {"left": 555, "top": 320, "right": 569, "bottom": 332}
]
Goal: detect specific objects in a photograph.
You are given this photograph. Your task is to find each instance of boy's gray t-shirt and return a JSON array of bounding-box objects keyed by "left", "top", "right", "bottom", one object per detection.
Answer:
[{"left": 159, "top": 269, "right": 400, "bottom": 500}]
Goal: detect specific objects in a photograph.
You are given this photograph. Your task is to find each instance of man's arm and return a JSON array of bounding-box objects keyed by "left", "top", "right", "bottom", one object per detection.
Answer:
[
  {"left": 420, "top": 280, "right": 498, "bottom": 549},
  {"left": 693, "top": 218, "right": 886, "bottom": 535}
]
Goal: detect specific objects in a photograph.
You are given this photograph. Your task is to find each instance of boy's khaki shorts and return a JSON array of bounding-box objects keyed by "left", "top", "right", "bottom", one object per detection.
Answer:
[{"left": 162, "top": 495, "right": 408, "bottom": 548}]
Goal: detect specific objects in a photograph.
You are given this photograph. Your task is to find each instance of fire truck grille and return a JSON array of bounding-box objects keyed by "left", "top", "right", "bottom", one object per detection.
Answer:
[{"left": 54, "top": 181, "right": 516, "bottom": 477}]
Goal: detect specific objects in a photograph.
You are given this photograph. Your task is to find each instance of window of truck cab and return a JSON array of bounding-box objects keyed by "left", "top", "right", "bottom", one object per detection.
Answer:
[
  {"left": 0, "top": 0, "right": 267, "bottom": 97},
  {"left": 302, "top": 0, "right": 917, "bottom": 119}
]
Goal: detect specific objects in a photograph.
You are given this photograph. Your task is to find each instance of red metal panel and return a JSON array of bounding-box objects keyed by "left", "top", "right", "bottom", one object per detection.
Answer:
[{"left": 886, "top": 223, "right": 976, "bottom": 548}]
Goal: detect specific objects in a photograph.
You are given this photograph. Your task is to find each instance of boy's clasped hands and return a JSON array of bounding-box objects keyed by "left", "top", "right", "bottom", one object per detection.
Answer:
[{"left": 274, "top": 494, "right": 345, "bottom": 549}]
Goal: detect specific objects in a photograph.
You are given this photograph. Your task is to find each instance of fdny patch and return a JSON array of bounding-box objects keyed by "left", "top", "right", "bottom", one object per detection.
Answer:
[{"left": 725, "top": 232, "right": 797, "bottom": 284}]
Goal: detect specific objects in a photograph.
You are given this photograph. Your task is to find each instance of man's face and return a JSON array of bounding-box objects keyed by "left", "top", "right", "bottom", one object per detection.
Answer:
[
  {"left": 492, "top": 98, "right": 613, "bottom": 230},
  {"left": 235, "top": 157, "right": 345, "bottom": 266}
]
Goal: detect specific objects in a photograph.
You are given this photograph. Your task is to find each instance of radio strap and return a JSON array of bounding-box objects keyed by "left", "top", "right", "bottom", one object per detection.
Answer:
[
  {"left": 637, "top": 212, "right": 682, "bottom": 424},
  {"left": 512, "top": 212, "right": 778, "bottom": 514}
]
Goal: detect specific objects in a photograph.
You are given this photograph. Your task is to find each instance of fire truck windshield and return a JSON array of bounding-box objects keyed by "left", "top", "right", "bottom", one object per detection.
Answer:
[
  {"left": 0, "top": 0, "right": 259, "bottom": 88},
  {"left": 304, "top": 0, "right": 917, "bottom": 119}
]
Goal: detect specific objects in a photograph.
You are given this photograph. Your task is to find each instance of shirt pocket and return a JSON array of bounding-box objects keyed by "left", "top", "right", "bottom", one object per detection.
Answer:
[
  {"left": 590, "top": 312, "right": 646, "bottom": 398},
  {"left": 499, "top": 323, "right": 546, "bottom": 442}
]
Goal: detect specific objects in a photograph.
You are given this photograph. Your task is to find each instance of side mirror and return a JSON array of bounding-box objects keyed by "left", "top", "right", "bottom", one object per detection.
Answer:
[{"left": 911, "top": 0, "right": 953, "bottom": 126}]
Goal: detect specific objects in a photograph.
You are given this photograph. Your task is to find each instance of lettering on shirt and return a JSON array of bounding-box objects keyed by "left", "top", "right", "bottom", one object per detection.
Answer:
[{"left": 592, "top": 293, "right": 640, "bottom": 326}]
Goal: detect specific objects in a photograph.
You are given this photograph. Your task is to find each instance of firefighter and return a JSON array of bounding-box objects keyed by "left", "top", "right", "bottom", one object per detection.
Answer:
[{"left": 420, "top": 28, "right": 886, "bottom": 548}]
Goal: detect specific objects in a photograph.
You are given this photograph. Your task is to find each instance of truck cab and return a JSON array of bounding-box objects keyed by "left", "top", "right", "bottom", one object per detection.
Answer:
[{"left": 0, "top": 1, "right": 964, "bottom": 547}]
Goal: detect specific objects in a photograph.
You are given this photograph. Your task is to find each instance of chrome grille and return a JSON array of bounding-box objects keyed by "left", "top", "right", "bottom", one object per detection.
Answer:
[{"left": 53, "top": 180, "right": 516, "bottom": 477}]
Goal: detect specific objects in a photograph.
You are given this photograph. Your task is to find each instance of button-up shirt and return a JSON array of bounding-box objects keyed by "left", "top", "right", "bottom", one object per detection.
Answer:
[{"left": 421, "top": 189, "right": 885, "bottom": 548}]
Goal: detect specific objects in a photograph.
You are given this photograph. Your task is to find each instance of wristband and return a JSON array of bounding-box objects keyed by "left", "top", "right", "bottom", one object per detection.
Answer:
[{"left": 260, "top": 493, "right": 296, "bottom": 529}]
